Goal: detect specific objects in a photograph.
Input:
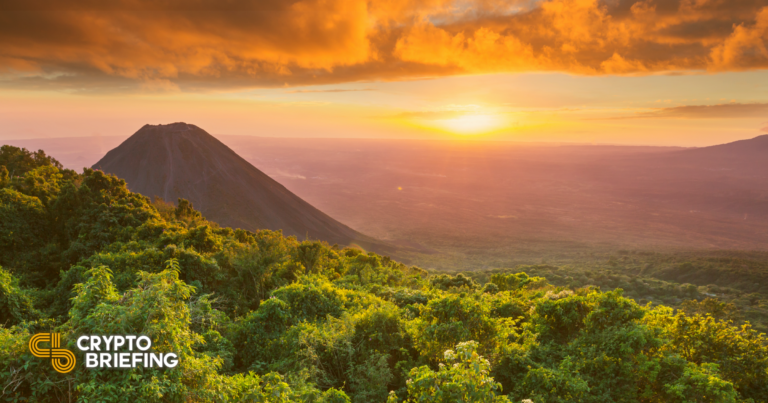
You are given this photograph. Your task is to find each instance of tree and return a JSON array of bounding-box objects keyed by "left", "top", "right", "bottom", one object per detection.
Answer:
[
  {"left": 0, "top": 267, "right": 39, "bottom": 326},
  {"left": 646, "top": 307, "right": 768, "bottom": 401},
  {"left": 0, "top": 145, "right": 65, "bottom": 177},
  {"left": 403, "top": 341, "right": 510, "bottom": 403},
  {"left": 410, "top": 294, "right": 499, "bottom": 361}
]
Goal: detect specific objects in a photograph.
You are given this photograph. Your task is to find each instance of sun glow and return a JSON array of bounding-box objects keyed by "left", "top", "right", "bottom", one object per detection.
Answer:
[
  {"left": 393, "top": 105, "right": 511, "bottom": 136},
  {"left": 437, "top": 114, "right": 503, "bottom": 135}
]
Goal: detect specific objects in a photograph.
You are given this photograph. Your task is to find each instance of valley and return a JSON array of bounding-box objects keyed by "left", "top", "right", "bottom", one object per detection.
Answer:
[{"left": 8, "top": 133, "right": 768, "bottom": 270}]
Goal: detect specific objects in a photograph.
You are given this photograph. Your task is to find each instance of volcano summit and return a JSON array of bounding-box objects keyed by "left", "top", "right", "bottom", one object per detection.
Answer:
[{"left": 93, "top": 123, "right": 394, "bottom": 253}]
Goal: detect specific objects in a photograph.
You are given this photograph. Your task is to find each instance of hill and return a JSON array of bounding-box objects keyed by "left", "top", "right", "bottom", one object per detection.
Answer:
[
  {"left": 92, "top": 123, "right": 397, "bottom": 254},
  {"left": 675, "top": 134, "right": 768, "bottom": 161}
]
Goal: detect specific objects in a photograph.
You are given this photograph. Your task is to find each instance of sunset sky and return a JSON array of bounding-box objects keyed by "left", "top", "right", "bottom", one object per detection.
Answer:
[{"left": 2, "top": 0, "right": 768, "bottom": 146}]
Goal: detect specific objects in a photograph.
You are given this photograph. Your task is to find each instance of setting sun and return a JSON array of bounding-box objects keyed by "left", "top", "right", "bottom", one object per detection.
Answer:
[{"left": 437, "top": 114, "right": 503, "bottom": 135}]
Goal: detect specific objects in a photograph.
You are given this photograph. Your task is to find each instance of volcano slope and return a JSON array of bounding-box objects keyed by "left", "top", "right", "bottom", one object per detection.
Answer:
[{"left": 93, "top": 122, "right": 396, "bottom": 254}]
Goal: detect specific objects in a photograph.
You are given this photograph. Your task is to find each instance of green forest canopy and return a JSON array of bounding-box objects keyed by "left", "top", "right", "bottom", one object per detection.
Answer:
[{"left": 1, "top": 145, "right": 767, "bottom": 402}]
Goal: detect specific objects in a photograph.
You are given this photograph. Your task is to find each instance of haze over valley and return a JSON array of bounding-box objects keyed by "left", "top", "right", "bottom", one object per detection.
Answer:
[{"left": 8, "top": 129, "right": 767, "bottom": 270}]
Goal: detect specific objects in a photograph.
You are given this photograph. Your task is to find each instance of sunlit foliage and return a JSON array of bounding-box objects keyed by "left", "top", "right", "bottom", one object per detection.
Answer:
[{"left": 1, "top": 147, "right": 766, "bottom": 402}]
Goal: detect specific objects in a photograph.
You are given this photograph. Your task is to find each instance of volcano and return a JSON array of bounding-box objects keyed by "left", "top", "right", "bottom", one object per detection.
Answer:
[{"left": 93, "top": 123, "right": 397, "bottom": 254}]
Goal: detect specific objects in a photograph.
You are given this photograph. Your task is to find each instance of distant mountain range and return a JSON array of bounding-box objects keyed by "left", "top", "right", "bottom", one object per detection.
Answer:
[
  {"left": 673, "top": 134, "right": 768, "bottom": 167},
  {"left": 92, "top": 123, "right": 399, "bottom": 254}
]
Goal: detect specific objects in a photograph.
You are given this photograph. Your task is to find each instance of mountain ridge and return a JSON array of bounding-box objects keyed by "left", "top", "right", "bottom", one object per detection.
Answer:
[
  {"left": 676, "top": 134, "right": 768, "bottom": 158},
  {"left": 93, "top": 122, "right": 401, "bottom": 255}
]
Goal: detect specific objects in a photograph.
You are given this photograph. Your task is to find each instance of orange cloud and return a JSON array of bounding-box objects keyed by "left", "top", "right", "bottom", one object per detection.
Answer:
[
  {"left": 710, "top": 6, "right": 768, "bottom": 71},
  {"left": 0, "top": 0, "right": 375, "bottom": 90},
  {"left": 1, "top": 0, "right": 767, "bottom": 91}
]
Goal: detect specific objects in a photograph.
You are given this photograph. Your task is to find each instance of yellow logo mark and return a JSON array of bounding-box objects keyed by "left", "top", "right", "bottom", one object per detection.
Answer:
[{"left": 29, "top": 333, "right": 76, "bottom": 374}]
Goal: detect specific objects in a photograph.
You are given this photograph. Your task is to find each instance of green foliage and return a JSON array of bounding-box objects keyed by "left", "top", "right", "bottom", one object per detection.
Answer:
[
  {"left": 272, "top": 276, "right": 347, "bottom": 322},
  {"left": 218, "top": 238, "right": 302, "bottom": 313},
  {"left": 533, "top": 290, "right": 591, "bottom": 344},
  {"left": 0, "top": 155, "right": 766, "bottom": 402},
  {"left": 429, "top": 273, "right": 477, "bottom": 291},
  {"left": 410, "top": 293, "right": 500, "bottom": 361},
  {"left": 0, "top": 324, "right": 56, "bottom": 401},
  {"left": 14, "top": 165, "right": 66, "bottom": 207},
  {"left": 487, "top": 291, "right": 529, "bottom": 320},
  {"left": 0, "top": 166, "right": 8, "bottom": 188},
  {"left": 659, "top": 359, "right": 738, "bottom": 403},
  {"left": 376, "top": 286, "right": 433, "bottom": 308},
  {"left": 67, "top": 265, "right": 120, "bottom": 323},
  {"left": 0, "top": 267, "right": 39, "bottom": 326},
  {"left": 490, "top": 272, "right": 546, "bottom": 292},
  {"left": 680, "top": 297, "right": 742, "bottom": 322},
  {"left": 457, "top": 253, "right": 768, "bottom": 334},
  {"left": 645, "top": 306, "right": 768, "bottom": 401},
  {"left": 232, "top": 297, "right": 294, "bottom": 372},
  {"left": 403, "top": 341, "right": 509, "bottom": 403},
  {"left": 0, "top": 145, "right": 70, "bottom": 179},
  {"left": 515, "top": 364, "right": 589, "bottom": 403},
  {"left": 0, "top": 188, "right": 48, "bottom": 269},
  {"left": 174, "top": 198, "right": 201, "bottom": 221},
  {"left": 65, "top": 263, "right": 219, "bottom": 402}
]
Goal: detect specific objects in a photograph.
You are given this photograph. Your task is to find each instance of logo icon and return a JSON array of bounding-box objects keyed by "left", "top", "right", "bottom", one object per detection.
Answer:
[{"left": 29, "top": 333, "right": 76, "bottom": 374}]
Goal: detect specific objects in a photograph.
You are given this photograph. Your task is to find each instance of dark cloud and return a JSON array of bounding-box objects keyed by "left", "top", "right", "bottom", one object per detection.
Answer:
[{"left": 0, "top": 0, "right": 767, "bottom": 92}]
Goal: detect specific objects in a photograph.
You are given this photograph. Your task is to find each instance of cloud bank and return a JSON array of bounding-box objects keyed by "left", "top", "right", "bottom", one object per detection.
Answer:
[
  {"left": 623, "top": 103, "right": 768, "bottom": 119},
  {"left": 1, "top": 0, "right": 768, "bottom": 91}
]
